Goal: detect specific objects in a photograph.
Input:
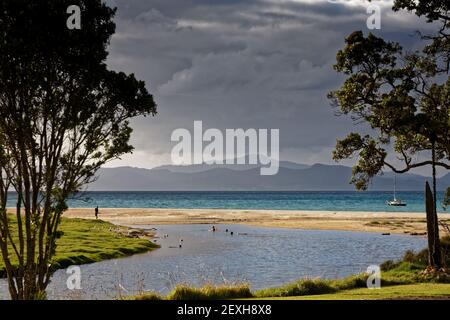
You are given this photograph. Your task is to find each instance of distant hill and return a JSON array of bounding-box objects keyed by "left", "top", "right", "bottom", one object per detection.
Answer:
[
  {"left": 152, "top": 160, "right": 309, "bottom": 173},
  {"left": 88, "top": 162, "right": 450, "bottom": 191}
]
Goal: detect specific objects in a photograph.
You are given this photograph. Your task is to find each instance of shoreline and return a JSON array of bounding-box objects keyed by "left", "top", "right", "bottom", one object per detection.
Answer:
[{"left": 59, "top": 208, "right": 450, "bottom": 235}]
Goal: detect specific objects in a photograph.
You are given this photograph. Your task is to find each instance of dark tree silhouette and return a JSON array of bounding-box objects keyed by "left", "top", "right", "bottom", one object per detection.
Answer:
[
  {"left": 392, "top": 0, "right": 450, "bottom": 211},
  {"left": 329, "top": 2, "right": 450, "bottom": 271},
  {"left": 0, "top": 0, "right": 157, "bottom": 299}
]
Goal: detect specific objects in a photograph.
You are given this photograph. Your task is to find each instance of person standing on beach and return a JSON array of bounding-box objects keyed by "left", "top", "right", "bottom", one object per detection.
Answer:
[{"left": 95, "top": 206, "right": 99, "bottom": 219}]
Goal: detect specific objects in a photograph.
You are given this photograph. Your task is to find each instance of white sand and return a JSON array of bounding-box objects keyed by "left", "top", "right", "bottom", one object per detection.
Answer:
[{"left": 60, "top": 208, "right": 450, "bottom": 235}]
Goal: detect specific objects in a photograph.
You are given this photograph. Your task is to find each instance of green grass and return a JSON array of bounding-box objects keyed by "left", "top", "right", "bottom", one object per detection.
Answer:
[
  {"left": 253, "top": 272, "right": 415, "bottom": 299},
  {"left": 131, "top": 291, "right": 163, "bottom": 301},
  {"left": 167, "top": 284, "right": 253, "bottom": 300},
  {"left": 129, "top": 279, "right": 450, "bottom": 301},
  {"left": 130, "top": 284, "right": 253, "bottom": 300},
  {"left": 128, "top": 262, "right": 449, "bottom": 300},
  {"left": 260, "top": 284, "right": 450, "bottom": 300},
  {"left": 0, "top": 218, "right": 159, "bottom": 278}
]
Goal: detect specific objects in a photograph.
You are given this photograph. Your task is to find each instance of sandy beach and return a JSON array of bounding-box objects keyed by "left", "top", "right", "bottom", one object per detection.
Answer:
[{"left": 61, "top": 208, "right": 450, "bottom": 235}]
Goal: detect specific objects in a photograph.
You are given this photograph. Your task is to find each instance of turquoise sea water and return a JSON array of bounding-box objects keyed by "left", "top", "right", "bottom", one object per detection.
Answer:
[{"left": 7, "top": 191, "right": 447, "bottom": 213}]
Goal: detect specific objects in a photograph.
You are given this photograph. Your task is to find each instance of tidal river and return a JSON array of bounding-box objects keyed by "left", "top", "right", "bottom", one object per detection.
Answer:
[{"left": 0, "top": 224, "right": 426, "bottom": 300}]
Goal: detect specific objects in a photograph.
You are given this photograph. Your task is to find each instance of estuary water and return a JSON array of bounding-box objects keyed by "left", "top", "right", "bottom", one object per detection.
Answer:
[{"left": 0, "top": 224, "right": 427, "bottom": 300}]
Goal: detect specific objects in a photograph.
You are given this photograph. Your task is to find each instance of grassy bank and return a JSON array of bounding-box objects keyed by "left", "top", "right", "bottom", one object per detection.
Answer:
[
  {"left": 260, "top": 284, "right": 450, "bottom": 300},
  {"left": 131, "top": 284, "right": 253, "bottom": 301},
  {"left": 0, "top": 218, "right": 159, "bottom": 278},
  {"left": 129, "top": 279, "right": 450, "bottom": 300},
  {"left": 166, "top": 284, "right": 253, "bottom": 300}
]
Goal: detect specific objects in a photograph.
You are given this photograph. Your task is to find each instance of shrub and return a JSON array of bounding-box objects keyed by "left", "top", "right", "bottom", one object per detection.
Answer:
[
  {"left": 133, "top": 291, "right": 163, "bottom": 300},
  {"left": 255, "top": 279, "right": 337, "bottom": 298},
  {"left": 166, "top": 284, "right": 253, "bottom": 300},
  {"left": 332, "top": 274, "right": 368, "bottom": 290},
  {"left": 441, "top": 236, "right": 450, "bottom": 266},
  {"left": 380, "top": 260, "right": 400, "bottom": 272},
  {"left": 403, "top": 249, "right": 428, "bottom": 266},
  {"left": 400, "top": 236, "right": 450, "bottom": 268}
]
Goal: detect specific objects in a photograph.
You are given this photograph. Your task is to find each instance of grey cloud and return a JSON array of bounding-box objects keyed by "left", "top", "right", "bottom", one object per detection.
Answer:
[{"left": 102, "top": 0, "right": 437, "bottom": 169}]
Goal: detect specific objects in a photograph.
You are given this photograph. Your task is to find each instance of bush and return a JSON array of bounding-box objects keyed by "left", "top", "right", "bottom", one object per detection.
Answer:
[
  {"left": 400, "top": 236, "right": 450, "bottom": 268},
  {"left": 380, "top": 260, "right": 400, "bottom": 272},
  {"left": 332, "top": 274, "right": 368, "bottom": 290},
  {"left": 133, "top": 291, "right": 163, "bottom": 300},
  {"left": 255, "top": 279, "right": 337, "bottom": 298},
  {"left": 166, "top": 284, "right": 253, "bottom": 300},
  {"left": 255, "top": 272, "right": 415, "bottom": 298},
  {"left": 403, "top": 249, "right": 428, "bottom": 266},
  {"left": 441, "top": 236, "right": 450, "bottom": 266}
]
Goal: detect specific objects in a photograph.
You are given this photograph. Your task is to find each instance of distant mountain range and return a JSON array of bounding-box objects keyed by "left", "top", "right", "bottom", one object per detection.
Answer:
[{"left": 88, "top": 161, "right": 450, "bottom": 191}]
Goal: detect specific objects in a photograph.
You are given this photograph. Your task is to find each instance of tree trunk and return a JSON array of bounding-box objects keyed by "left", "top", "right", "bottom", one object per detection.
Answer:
[
  {"left": 426, "top": 182, "right": 437, "bottom": 267},
  {"left": 427, "top": 142, "right": 442, "bottom": 269}
]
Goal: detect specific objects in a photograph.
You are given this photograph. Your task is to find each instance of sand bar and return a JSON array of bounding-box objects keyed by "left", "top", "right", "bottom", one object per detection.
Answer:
[{"left": 61, "top": 208, "right": 450, "bottom": 235}]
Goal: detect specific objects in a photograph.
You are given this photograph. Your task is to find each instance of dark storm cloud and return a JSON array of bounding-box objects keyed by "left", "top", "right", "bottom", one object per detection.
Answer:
[{"left": 103, "top": 0, "right": 437, "bottom": 168}]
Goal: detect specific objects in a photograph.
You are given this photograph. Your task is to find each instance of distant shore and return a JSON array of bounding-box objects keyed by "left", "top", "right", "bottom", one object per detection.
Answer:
[{"left": 59, "top": 208, "right": 450, "bottom": 235}]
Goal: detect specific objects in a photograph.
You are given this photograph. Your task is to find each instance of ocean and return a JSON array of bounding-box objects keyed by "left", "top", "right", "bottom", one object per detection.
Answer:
[{"left": 6, "top": 191, "right": 447, "bottom": 213}]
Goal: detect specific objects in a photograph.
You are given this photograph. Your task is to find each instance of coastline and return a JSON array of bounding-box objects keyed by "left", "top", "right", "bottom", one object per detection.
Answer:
[{"left": 60, "top": 208, "right": 450, "bottom": 235}]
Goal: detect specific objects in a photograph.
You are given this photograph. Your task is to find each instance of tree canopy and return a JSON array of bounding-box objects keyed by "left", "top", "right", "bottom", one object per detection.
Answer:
[
  {"left": 0, "top": 0, "right": 157, "bottom": 299},
  {"left": 331, "top": 1, "right": 450, "bottom": 269},
  {"left": 329, "top": 31, "right": 449, "bottom": 190}
]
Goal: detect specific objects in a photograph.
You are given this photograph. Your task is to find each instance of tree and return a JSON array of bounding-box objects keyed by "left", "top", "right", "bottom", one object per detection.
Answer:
[
  {"left": 0, "top": 0, "right": 157, "bottom": 299},
  {"left": 393, "top": 0, "right": 450, "bottom": 210},
  {"left": 328, "top": 29, "right": 449, "bottom": 269}
]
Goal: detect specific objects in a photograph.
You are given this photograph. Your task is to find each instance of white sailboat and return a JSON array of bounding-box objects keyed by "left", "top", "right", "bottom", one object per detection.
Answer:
[{"left": 386, "top": 174, "right": 407, "bottom": 206}]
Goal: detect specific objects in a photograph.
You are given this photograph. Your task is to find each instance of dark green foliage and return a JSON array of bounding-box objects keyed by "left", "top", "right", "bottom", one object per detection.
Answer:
[
  {"left": 0, "top": 0, "right": 157, "bottom": 299},
  {"left": 166, "top": 284, "right": 253, "bottom": 300},
  {"left": 132, "top": 292, "right": 163, "bottom": 301},
  {"left": 381, "top": 236, "right": 450, "bottom": 274},
  {"left": 329, "top": 30, "right": 450, "bottom": 190},
  {"left": 392, "top": 1, "right": 450, "bottom": 74},
  {"left": 330, "top": 1, "right": 450, "bottom": 271},
  {"left": 380, "top": 260, "right": 400, "bottom": 272},
  {"left": 255, "top": 276, "right": 364, "bottom": 298},
  {"left": 403, "top": 250, "right": 429, "bottom": 266}
]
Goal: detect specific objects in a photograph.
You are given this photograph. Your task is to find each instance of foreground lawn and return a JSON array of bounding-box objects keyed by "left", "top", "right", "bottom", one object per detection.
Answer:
[
  {"left": 260, "top": 284, "right": 450, "bottom": 300},
  {"left": 130, "top": 283, "right": 450, "bottom": 300},
  {"left": 0, "top": 218, "right": 159, "bottom": 277}
]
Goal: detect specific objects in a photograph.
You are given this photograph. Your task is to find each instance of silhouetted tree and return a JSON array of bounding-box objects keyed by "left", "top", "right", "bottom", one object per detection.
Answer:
[
  {"left": 393, "top": 0, "right": 450, "bottom": 210},
  {"left": 329, "top": 28, "right": 449, "bottom": 269},
  {"left": 0, "top": 0, "right": 156, "bottom": 299}
]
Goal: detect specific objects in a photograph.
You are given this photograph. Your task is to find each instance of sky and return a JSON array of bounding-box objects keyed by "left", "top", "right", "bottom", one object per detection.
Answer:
[{"left": 101, "top": 0, "right": 437, "bottom": 173}]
